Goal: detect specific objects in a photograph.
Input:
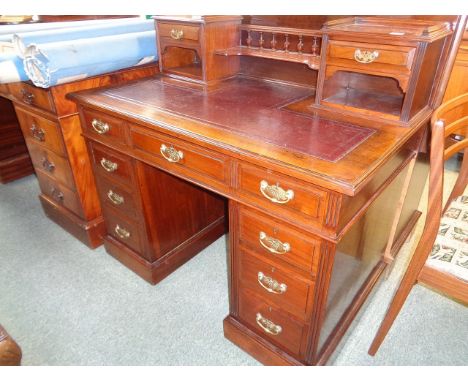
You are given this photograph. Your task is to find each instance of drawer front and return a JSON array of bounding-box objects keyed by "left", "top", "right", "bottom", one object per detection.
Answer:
[
  {"left": 36, "top": 169, "right": 84, "bottom": 218},
  {"left": 28, "top": 143, "right": 75, "bottom": 189},
  {"left": 82, "top": 108, "right": 129, "bottom": 148},
  {"left": 16, "top": 107, "right": 66, "bottom": 156},
  {"left": 158, "top": 22, "right": 200, "bottom": 42},
  {"left": 89, "top": 142, "right": 133, "bottom": 187},
  {"left": 131, "top": 126, "right": 230, "bottom": 189},
  {"left": 238, "top": 206, "right": 321, "bottom": 275},
  {"left": 96, "top": 176, "right": 139, "bottom": 219},
  {"left": 237, "top": 163, "right": 327, "bottom": 229},
  {"left": 239, "top": 249, "right": 314, "bottom": 320},
  {"left": 327, "top": 40, "right": 415, "bottom": 73},
  {"left": 103, "top": 210, "right": 143, "bottom": 254},
  {"left": 9, "top": 83, "right": 55, "bottom": 113},
  {"left": 238, "top": 289, "right": 306, "bottom": 358}
]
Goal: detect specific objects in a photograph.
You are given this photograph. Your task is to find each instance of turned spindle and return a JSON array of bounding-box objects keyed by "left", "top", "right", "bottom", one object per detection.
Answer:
[
  {"left": 246, "top": 30, "right": 252, "bottom": 47},
  {"left": 297, "top": 35, "right": 304, "bottom": 53},
  {"left": 271, "top": 33, "right": 277, "bottom": 50},
  {"left": 284, "top": 34, "right": 290, "bottom": 52},
  {"left": 312, "top": 36, "right": 319, "bottom": 56}
]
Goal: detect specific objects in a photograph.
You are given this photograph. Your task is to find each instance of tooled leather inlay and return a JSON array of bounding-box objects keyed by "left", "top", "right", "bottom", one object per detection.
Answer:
[{"left": 103, "top": 77, "right": 376, "bottom": 162}]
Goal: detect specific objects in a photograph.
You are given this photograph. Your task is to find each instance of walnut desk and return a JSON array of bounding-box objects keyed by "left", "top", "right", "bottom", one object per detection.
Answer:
[{"left": 69, "top": 17, "right": 453, "bottom": 365}]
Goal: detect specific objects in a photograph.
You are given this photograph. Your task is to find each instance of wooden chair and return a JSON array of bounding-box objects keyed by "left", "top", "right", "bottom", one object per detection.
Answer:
[{"left": 368, "top": 92, "right": 468, "bottom": 356}]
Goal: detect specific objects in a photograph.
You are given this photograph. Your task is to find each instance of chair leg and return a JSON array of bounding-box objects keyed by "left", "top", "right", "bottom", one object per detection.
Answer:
[{"left": 368, "top": 242, "right": 431, "bottom": 355}]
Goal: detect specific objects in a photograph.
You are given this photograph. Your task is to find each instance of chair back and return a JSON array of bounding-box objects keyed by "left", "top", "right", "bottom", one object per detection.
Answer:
[{"left": 430, "top": 92, "right": 468, "bottom": 213}]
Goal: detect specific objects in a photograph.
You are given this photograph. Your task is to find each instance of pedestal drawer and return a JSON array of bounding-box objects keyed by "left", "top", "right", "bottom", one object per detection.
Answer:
[
  {"left": 238, "top": 205, "right": 321, "bottom": 275},
  {"left": 238, "top": 289, "right": 306, "bottom": 358},
  {"left": 237, "top": 162, "right": 327, "bottom": 230},
  {"left": 103, "top": 210, "right": 143, "bottom": 254},
  {"left": 9, "top": 83, "right": 56, "bottom": 114},
  {"left": 82, "top": 108, "right": 129, "bottom": 148},
  {"left": 96, "top": 176, "right": 139, "bottom": 219},
  {"left": 36, "top": 169, "right": 84, "bottom": 219},
  {"left": 15, "top": 107, "right": 66, "bottom": 156},
  {"left": 28, "top": 143, "right": 75, "bottom": 189},
  {"left": 239, "top": 249, "right": 315, "bottom": 320},
  {"left": 89, "top": 141, "right": 133, "bottom": 187}
]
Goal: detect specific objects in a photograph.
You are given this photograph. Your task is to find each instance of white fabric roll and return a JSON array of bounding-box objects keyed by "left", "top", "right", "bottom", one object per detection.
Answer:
[{"left": 0, "top": 53, "right": 28, "bottom": 83}]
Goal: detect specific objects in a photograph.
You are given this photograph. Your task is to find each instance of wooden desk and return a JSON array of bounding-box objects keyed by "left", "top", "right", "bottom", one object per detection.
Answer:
[
  {"left": 0, "top": 65, "right": 159, "bottom": 247},
  {"left": 69, "top": 16, "right": 454, "bottom": 365}
]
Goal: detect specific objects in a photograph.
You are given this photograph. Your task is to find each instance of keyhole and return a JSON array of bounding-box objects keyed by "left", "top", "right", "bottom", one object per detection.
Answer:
[
  {"left": 271, "top": 267, "right": 275, "bottom": 273},
  {"left": 273, "top": 227, "right": 279, "bottom": 235}
]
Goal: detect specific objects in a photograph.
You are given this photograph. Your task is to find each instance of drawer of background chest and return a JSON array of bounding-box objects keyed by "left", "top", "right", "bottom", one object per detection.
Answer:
[
  {"left": 82, "top": 108, "right": 129, "bottom": 148},
  {"left": 238, "top": 289, "right": 307, "bottom": 358},
  {"left": 89, "top": 142, "right": 133, "bottom": 186},
  {"left": 131, "top": 125, "right": 230, "bottom": 190},
  {"left": 9, "top": 83, "right": 56, "bottom": 113},
  {"left": 96, "top": 176, "right": 140, "bottom": 219},
  {"left": 237, "top": 162, "right": 327, "bottom": 230},
  {"left": 239, "top": 248, "right": 315, "bottom": 320},
  {"left": 28, "top": 143, "right": 75, "bottom": 189},
  {"left": 103, "top": 209, "right": 144, "bottom": 255},
  {"left": 15, "top": 107, "right": 66, "bottom": 156},
  {"left": 327, "top": 40, "right": 415, "bottom": 74},
  {"left": 238, "top": 206, "right": 321, "bottom": 275},
  {"left": 158, "top": 22, "right": 200, "bottom": 42},
  {"left": 36, "top": 169, "right": 84, "bottom": 219}
]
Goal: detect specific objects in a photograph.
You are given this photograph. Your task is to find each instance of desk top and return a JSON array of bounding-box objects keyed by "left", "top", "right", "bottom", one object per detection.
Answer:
[{"left": 71, "top": 75, "right": 426, "bottom": 195}]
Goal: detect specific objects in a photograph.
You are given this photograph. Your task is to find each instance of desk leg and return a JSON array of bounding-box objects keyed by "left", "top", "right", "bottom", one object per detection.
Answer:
[{"left": 383, "top": 155, "right": 418, "bottom": 273}]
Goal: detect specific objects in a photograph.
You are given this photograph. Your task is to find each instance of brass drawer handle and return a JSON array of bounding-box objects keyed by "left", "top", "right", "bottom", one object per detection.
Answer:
[
  {"left": 256, "top": 313, "right": 282, "bottom": 336},
  {"left": 100, "top": 157, "right": 118, "bottom": 172},
  {"left": 107, "top": 190, "right": 124, "bottom": 205},
  {"left": 41, "top": 157, "right": 55, "bottom": 172},
  {"left": 50, "top": 187, "right": 64, "bottom": 202},
  {"left": 30, "top": 123, "right": 45, "bottom": 142},
  {"left": 257, "top": 272, "right": 287, "bottom": 294},
  {"left": 91, "top": 119, "right": 110, "bottom": 134},
  {"left": 20, "top": 88, "right": 34, "bottom": 104},
  {"left": 354, "top": 49, "right": 379, "bottom": 64},
  {"left": 160, "top": 144, "right": 184, "bottom": 163},
  {"left": 170, "top": 28, "right": 184, "bottom": 40},
  {"left": 259, "top": 231, "right": 290, "bottom": 254},
  {"left": 259, "top": 180, "right": 294, "bottom": 204},
  {"left": 114, "top": 224, "right": 130, "bottom": 239}
]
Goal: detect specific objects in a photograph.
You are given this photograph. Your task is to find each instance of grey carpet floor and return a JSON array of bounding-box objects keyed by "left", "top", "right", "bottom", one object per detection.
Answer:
[{"left": 0, "top": 174, "right": 467, "bottom": 366}]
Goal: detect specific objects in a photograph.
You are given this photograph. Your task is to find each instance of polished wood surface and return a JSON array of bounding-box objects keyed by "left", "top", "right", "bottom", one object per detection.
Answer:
[{"left": 69, "top": 16, "right": 456, "bottom": 365}]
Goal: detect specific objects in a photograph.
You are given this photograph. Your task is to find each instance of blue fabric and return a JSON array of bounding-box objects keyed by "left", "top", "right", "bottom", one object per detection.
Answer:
[
  {"left": 0, "top": 53, "right": 28, "bottom": 83},
  {"left": 14, "top": 18, "right": 154, "bottom": 57},
  {"left": 23, "top": 30, "right": 158, "bottom": 88}
]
